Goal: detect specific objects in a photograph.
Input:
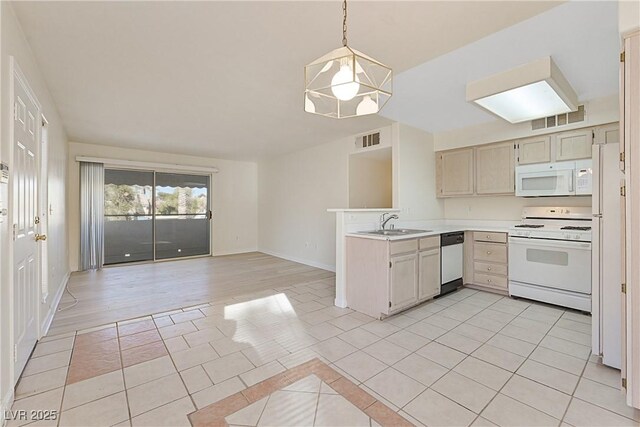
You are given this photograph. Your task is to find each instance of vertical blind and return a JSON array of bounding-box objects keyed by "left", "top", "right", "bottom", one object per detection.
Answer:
[{"left": 79, "top": 161, "right": 104, "bottom": 270}]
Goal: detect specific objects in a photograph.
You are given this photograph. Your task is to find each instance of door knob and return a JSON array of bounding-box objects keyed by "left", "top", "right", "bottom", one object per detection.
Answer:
[{"left": 35, "top": 234, "right": 47, "bottom": 242}]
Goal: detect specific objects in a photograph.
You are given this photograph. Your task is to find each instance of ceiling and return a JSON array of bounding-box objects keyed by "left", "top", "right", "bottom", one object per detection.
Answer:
[
  {"left": 381, "top": 1, "right": 620, "bottom": 133},
  {"left": 12, "top": 1, "right": 561, "bottom": 161}
]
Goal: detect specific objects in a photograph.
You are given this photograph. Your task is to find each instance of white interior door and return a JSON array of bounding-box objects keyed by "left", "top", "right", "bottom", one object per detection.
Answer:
[
  {"left": 602, "top": 142, "right": 622, "bottom": 368},
  {"left": 12, "top": 63, "right": 41, "bottom": 379}
]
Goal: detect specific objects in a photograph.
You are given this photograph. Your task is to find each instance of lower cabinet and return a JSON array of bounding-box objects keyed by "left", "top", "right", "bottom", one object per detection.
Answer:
[
  {"left": 346, "top": 235, "right": 441, "bottom": 319},
  {"left": 418, "top": 247, "right": 441, "bottom": 301},
  {"left": 465, "top": 231, "right": 509, "bottom": 294},
  {"left": 390, "top": 253, "right": 418, "bottom": 312}
]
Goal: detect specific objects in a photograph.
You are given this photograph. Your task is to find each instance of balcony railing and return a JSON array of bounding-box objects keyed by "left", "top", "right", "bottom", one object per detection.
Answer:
[{"left": 104, "top": 214, "right": 209, "bottom": 264}]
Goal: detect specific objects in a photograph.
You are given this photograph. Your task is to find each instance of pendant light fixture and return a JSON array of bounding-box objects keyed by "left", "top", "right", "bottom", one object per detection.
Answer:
[{"left": 304, "top": 0, "right": 392, "bottom": 119}]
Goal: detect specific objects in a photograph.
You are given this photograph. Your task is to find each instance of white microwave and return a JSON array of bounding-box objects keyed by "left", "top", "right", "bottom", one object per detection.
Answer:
[{"left": 516, "top": 160, "right": 592, "bottom": 197}]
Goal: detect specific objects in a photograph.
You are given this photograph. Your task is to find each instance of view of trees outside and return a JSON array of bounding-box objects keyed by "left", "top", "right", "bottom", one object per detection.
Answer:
[
  {"left": 104, "top": 184, "right": 152, "bottom": 217},
  {"left": 155, "top": 187, "right": 208, "bottom": 216},
  {"left": 104, "top": 185, "right": 208, "bottom": 219}
]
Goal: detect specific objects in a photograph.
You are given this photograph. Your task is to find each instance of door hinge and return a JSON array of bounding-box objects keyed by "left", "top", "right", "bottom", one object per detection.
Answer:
[
  {"left": 389, "top": 301, "right": 392, "bottom": 308},
  {"left": 12, "top": 224, "right": 17, "bottom": 241},
  {"left": 621, "top": 185, "right": 626, "bottom": 197},
  {"left": 13, "top": 102, "right": 18, "bottom": 121},
  {"left": 208, "top": 210, "right": 213, "bottom": 220},
  {"left": 620, "top": 152, "right": 625, "bottom": 163},
  {"left": 622, "top": 283, "right": 627, "bottom": 294},
  {"left": 35, "top": 216, "right": 40, "bottom": 225},
  {"left": 621, "top": 52, "right": 626, "bottom": 62},
  {"left": 622, "top": 377, "right": 627, "bottom": 389},
  {"left": 389, "top": 261, "right": 392, "bottom": 268},
  {"left": 14, "top": 345, "right": 17, "bottom": 362}
]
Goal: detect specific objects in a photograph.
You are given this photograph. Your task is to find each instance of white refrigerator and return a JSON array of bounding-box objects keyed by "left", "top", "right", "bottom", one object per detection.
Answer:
[{"left": 592, "top": 141, "right": 623, "bottom": 369}]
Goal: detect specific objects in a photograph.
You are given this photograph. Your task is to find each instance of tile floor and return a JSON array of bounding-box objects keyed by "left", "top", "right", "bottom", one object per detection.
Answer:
[{"left": 9, "top": 279, "right": 640, "bottom": 427}]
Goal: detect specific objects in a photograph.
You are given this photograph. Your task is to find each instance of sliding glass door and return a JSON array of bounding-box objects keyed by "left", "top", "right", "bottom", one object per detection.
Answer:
[
  {"left": 104, "top": 169, "right": 154, "bottom": 264},
  {"left": 104, "top": 169, "right": 210, "bottom": 265},
  {"left": 155, "top": 173, "right": 210, "bottom": 260}
]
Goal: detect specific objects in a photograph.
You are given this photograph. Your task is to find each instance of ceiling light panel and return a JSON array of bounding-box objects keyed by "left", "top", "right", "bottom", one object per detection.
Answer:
[{"left": 466, "top": 57, "right": 577, "bottom": 123}]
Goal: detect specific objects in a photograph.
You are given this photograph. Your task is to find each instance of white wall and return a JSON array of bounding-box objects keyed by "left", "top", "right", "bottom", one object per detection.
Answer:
[
  {"left": 619, "top": 0, "right": 640, "bottom": 35},
  {"left": 393, "top": 123, "right": 444, "bottom": 221},
  {"left": 443, "top": 195, "right": 592, "bottom": 221},
  {"left": 258, "top": 123, "right": 443, "bottom": 271},
  {"left": 0, "top": 2, "right": 69, "bottom": 416},
  {"left": 258, "top": 137, "right": 350, "bottom": 271},
  {"left": 67, "top": 142, "right": 258, "bottom": 272},
  {"left": 349, "top": 149, "right": 392, "bottom": 209}
]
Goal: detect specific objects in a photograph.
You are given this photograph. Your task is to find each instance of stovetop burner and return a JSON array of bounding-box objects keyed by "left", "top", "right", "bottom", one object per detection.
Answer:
[
  {"left": 514, "top": 224, "right": 545, "bottom": 229},
  {"left": 561, "top": 226, "right": 592, "bottom": 231}
]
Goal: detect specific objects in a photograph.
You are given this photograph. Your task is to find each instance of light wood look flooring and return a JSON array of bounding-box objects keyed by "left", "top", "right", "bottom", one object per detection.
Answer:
[{"left": 49, "top": 252, "right": 334, "bottom": 336}]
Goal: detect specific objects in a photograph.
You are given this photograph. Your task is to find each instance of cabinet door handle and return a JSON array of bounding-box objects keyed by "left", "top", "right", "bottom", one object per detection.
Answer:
[
  {"left": 487, "top": 279, "right": 493, "bottom": 283},
  {"left": 487, "top": 251, "right": 492, "bottom": 255},
  {"left": 486, "top": 235, "right": 491, "bottom": 240},
  {"left": 487, "top": 267, "right": 492, "bottom": 271}
]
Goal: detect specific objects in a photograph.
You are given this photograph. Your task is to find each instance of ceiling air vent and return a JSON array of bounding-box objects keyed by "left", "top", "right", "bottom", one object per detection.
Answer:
[
  {"left": 531, "top": 105, "right": 585, "bottom": 131},
  {"left": 357, "top": 132, "right": 381, "bottom": 149}
]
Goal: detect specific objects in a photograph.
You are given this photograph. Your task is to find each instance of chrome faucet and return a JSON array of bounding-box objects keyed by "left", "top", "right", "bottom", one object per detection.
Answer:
[{"left": 380, "top": 213, "right": 399, "bottom": 230}]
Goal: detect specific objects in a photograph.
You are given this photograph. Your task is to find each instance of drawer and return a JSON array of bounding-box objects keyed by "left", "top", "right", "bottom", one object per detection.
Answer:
[
  {"left": 474, "top": 243, "right": 507, "bottom": 263},
  {"left": 419, "top": 236, "right": 440, "bottom": 250},
  {"left": 473, "top": 232, "right": 507, "bottom": 243},
  {"left": 390, "top": 239, "right": 418, "bottom": 255},
  {"left": 474, "top": 272, "right": 508, "bottom": 289},
  {"left": 474, "top": 262, "right": 507, "bottom": 276}
]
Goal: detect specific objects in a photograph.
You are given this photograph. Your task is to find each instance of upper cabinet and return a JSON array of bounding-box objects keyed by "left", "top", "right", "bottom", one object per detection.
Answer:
[
  {"left": 595, "top": 123, "right": 620, "bottom": 145},
  {"left": 475, "top": 142, "right": 515, "bottom": 195},
  {"left": 554, "top": 129, "right": 594, "bottom": 161},
  {"left": 437, "top": 142, "right": 514, "bottom": 197},
  {"left": 436, "top": 148, "right": 474, "bottom": 197},
  {"left": 517, "top": 135, "right": 551, "bottom": 165},
  {"left": 436, "top": 123, "right": 617, "bottom": 198}
]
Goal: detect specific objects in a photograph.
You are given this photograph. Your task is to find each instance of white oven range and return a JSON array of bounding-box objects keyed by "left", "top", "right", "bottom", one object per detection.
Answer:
[{"left": 508, "top": 207, "right": 592, "bottom": 312}]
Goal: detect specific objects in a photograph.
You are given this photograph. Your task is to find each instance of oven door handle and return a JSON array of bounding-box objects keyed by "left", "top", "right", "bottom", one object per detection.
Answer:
[{"left": 508, "top": 236, "right": 591, "bottom": 250}]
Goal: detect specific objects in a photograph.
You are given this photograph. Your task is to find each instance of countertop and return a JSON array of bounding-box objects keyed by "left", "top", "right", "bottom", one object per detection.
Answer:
[{"left": 345, "top": 223, "right": 513, "bottom": 241}]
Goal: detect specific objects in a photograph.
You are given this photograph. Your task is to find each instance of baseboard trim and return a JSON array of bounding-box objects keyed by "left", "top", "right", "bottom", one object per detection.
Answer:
[
  {"left": 212, "top": 248, "right": 259, "bottom": 257},
  {"left": 258, "top": 249, "right": 336, "bottom": 273},
  {"left": 1, "top": 388, "right": 15, "bottom": 427},
  {"left": 40, "top": 271, "right": 70, "bottom": 337}
]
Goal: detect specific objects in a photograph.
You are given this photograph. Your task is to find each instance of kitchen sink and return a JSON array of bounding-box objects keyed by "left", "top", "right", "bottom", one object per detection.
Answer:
[{"left": 357, "top": 229, "right": 430, "bottom": 236}]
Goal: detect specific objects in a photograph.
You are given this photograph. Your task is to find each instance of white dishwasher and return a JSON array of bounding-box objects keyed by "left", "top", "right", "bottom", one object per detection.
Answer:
[{"left": 440, "top": 232, "right": 464, "bottom": 295}]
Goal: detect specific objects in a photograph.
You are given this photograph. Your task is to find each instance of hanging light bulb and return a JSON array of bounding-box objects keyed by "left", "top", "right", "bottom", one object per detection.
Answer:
[
  {"left": 304, "top": 94, "right": 316, "bottom": 113},
  {"left": 303, "top": 0, "right": 392, "bottom": 118},
  {"left": 331, "top": 63, "right": 360, "bottom": 101},
  {"left": 356, "top": 95, "right": 378, "bottom": 115}
]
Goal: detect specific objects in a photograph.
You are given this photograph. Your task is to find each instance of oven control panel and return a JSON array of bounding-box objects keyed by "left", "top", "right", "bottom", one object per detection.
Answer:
[{"left": 509, "top": 229, "right": 591, "bottom": 242}]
